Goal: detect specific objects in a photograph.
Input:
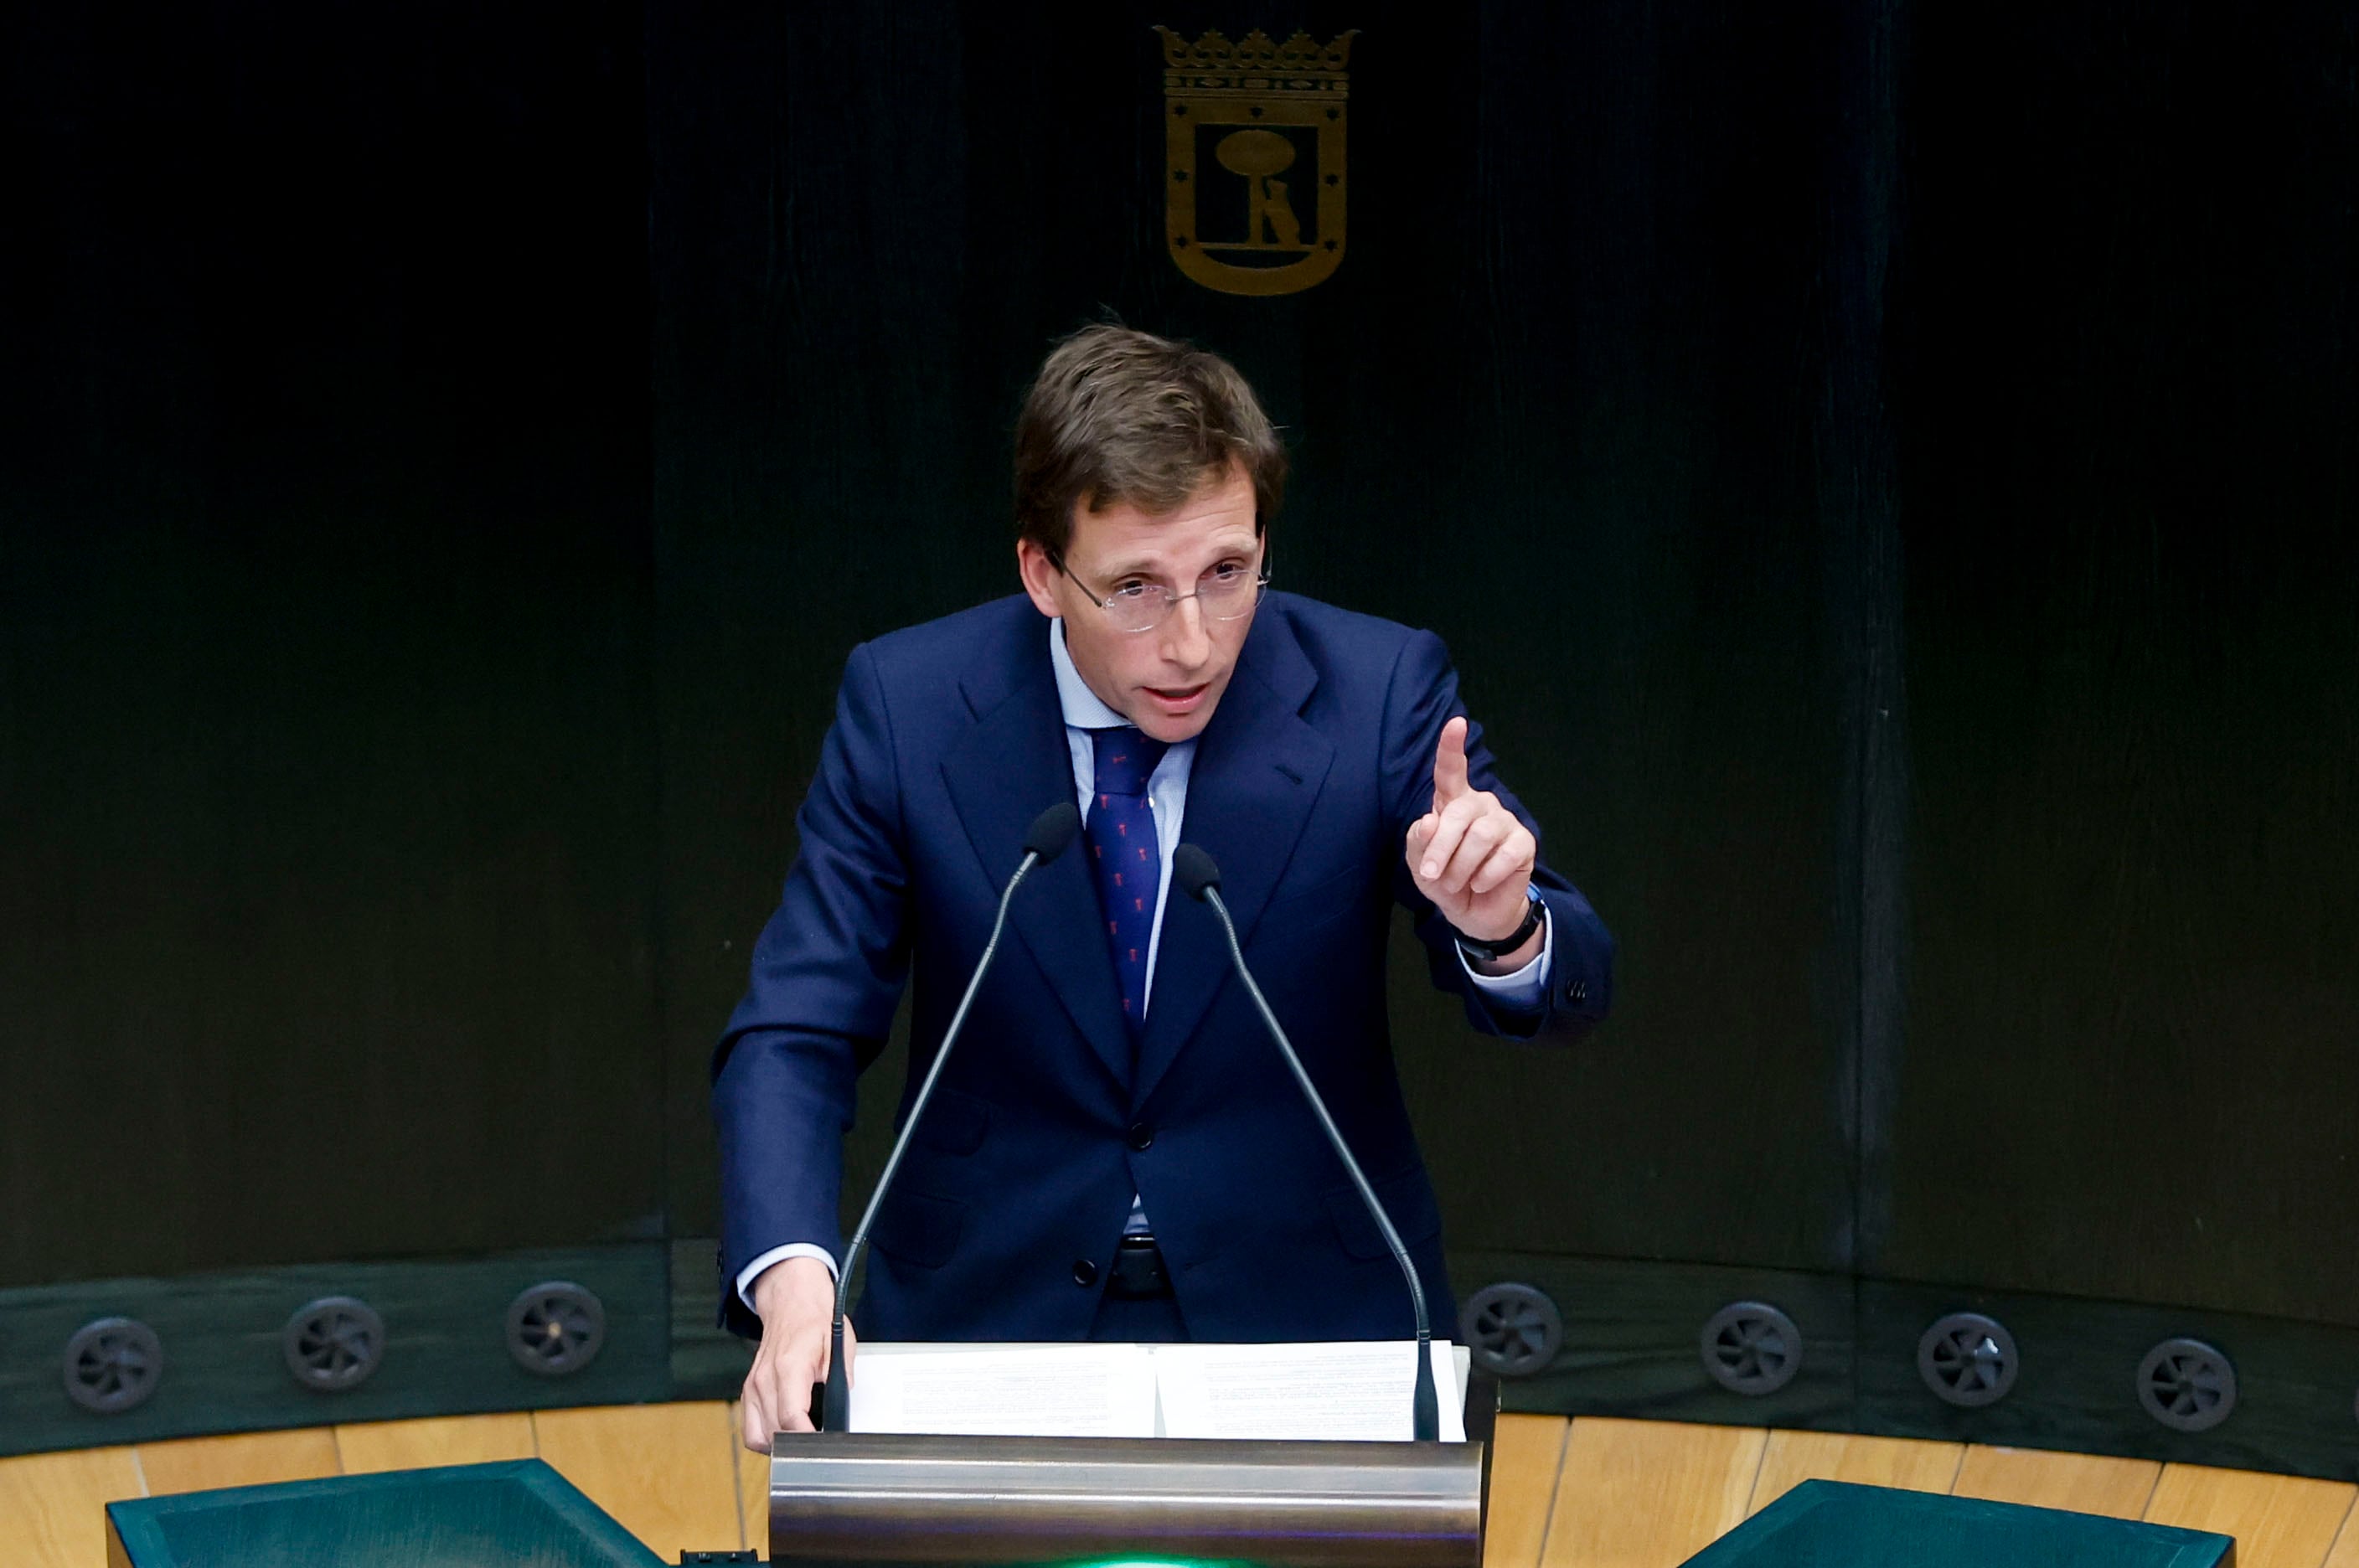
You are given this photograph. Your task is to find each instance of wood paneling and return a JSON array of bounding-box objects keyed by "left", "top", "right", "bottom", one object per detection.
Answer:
[
  {"left": 2320, "top": 1503, "right": 2359, "bottom": 1568},
  {"left": 137, "top": 1428, "right": 340, "bottom": 1495},
  {"left": 333, "top": 1413, "right": 535, "bottom": 1474},
  {"left": 2143, "top": 1464, "right": 2357, "bottom": 1568},
  {"left": 1747, "top": 1430, "right": 1962, "bottom": 1514},
  {"left": 15, "top": 1411, "right": 2359, "bottom": 1568},
  {"left": 0, "top": 1446, "right": 144, "bottom": 1568},
  {"left": 533, "top": 1402, "right": 740, "bottom": 1558},
  {"left": 1541, "top": 1417, "right": 1765, "bottom": 1568},
  {"left": 1950, "top": 1444, "right": 2162, "bottom": 1519},
  {"left": 731, "top": 1401, "right": 772, "bottom": 1553},
  {"left": 1484, "top": 1414, "right": 1570, "bottom": 1568}
]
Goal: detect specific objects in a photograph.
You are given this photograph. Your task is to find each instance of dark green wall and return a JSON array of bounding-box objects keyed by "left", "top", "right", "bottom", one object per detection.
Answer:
[
  {"left": 1884, "top": 0, "right": 2359, "bottom": 1326},
  {"left": 2, "top": 0, "right": 661, "bottom": 1283},
  {"left": 5, "top": 0, "right": 2356, "bottom": 1475}
]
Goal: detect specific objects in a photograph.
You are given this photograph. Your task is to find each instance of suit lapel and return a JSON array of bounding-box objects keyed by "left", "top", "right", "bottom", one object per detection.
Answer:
[
  {"left": 940, "top": 636, "right": 1131, "bottom": 1090},
  {"left": 1133, "top": 609, "right": 1333, "bottom": 1107}
]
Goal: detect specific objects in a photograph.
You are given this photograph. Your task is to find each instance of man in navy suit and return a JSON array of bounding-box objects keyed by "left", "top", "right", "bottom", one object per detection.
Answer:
[{"left": 716, "top": 325, "right": 1613, "bottom": 1449}]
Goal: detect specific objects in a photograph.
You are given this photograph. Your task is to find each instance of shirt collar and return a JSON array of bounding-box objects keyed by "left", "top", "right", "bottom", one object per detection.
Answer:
[{"left": 1048, "top": 616, "right": 1130, "bottom": 730}]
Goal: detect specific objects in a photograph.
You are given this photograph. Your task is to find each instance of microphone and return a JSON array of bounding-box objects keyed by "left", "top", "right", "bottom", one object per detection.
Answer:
[
  {"left": 815, "top": 802, "right": 1081, "bottom": 1433},
  {"left": 1173, "top": 844, "right": 1442, "bottom": 1442}
]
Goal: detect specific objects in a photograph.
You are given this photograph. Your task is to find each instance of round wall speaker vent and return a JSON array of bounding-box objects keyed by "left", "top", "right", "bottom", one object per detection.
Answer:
[
  {"left": 64, "top": 1317, "right": 163, "bottom": 1414},
  {"left": 1701, "top": 1302, "right": 1802, "bottom": 1396},
  {"left": 1464, "top": 1282, "right": 1563, "bottom": 1378},
  {"left": 281, "top": 1297, "right": 385, "bottom": 1392},
  {"left": 507, "top": 1282, "right": 606, "bottom": 1376},
  {"left": 2137, "top": 1338, "right": 2237, "bottom": 1433},
  {"left": 1918, "top": 1313, "right": 2019, "bottom": 1408}
]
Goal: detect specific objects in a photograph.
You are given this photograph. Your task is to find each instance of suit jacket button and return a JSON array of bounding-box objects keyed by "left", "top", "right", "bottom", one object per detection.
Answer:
[
  {"left": 1126, "top": 1122, "right": 1154, "bottom": 1151},
  {"left": 1072, "top": 1258, "right": 1099, "bottom": 1287},
  {"left": 1567, "top": 977, "right": 1587, "bottom": 1004}
]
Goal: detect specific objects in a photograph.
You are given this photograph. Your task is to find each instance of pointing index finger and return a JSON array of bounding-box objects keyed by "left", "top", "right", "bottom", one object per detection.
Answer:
[{"left": 1432, "top": 716, "right": 1471, "bottom": 807}]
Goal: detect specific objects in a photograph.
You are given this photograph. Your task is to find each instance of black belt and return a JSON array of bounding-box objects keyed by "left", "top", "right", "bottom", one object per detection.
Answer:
[{"left": 1107, "top": 1235, "right": 1173, "bottom": 1298}]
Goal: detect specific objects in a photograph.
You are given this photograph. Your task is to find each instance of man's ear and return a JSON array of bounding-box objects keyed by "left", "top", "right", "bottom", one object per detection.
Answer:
[{"left": 1016, "top": 538, "right": 1062, "bottom": 618}]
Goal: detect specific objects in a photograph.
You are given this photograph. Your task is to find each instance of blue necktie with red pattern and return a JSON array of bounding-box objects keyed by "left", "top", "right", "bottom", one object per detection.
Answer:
[{"left": 1086, "top": 726, "right": 1169, "bottom": 1037}]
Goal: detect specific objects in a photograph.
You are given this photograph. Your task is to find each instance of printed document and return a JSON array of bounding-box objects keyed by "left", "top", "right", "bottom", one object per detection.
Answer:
[
  {"left": 848, "top": 1344, "right": 1158, "bottom": 1437},
  {"left": 846, "top": 1341, "right": 1467, "bottom": 1442},
  {"left": 1154, "top": 1340, "right": 1468, "bottom": 1442}
]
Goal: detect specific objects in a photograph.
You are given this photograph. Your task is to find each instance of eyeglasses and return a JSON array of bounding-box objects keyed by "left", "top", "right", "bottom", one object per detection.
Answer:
[{"left": 1053, "top": 555, "right": 1270, "bottom": 634}]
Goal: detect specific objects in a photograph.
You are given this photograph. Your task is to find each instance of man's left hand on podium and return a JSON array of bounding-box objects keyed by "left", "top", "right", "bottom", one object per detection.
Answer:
[{"left": 741, "top": 1255, "right": 856, "bottom": 1451}]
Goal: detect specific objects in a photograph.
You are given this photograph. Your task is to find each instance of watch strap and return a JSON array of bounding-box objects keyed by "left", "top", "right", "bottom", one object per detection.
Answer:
[{"left": 1453, "top": 893, "right": 1544, "bottom": 962}]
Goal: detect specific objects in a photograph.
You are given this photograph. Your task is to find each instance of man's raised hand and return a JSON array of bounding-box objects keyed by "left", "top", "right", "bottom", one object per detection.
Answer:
[
  {"left": 1405, "top": 716, "right": 1539, "bottom": 966},
  {"left": 740, "top": 1255, "right": 856, "bottom": 1452}
]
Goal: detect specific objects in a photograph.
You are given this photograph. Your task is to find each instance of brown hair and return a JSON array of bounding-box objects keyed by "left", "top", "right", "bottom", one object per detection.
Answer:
[{"left": 1013, "top": 323, "right": 1286, "bottom": 559}]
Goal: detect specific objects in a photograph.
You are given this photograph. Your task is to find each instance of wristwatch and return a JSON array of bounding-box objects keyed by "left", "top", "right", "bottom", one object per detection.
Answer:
[{"left": 1452, "top": 892, "right": 1544, "bottom": 963}]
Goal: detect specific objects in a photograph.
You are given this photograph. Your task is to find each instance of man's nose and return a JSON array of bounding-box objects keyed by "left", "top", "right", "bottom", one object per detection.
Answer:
[{"left": 1160, "top": 594, "right": 1212, "bottom": 668}]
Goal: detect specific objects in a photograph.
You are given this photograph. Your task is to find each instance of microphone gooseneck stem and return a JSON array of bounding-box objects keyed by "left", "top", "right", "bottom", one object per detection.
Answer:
[
  {"left": 822, "top": 846, "right": 1041, "bottom": 1431},
  {"left": 1200, "top": 885, "right": 1441, "bottom": 1442}
]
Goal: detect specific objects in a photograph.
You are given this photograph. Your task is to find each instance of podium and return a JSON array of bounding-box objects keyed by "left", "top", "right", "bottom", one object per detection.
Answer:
[{"left": 763, "top": 1368, "right": 1500, "bottom": 1568}]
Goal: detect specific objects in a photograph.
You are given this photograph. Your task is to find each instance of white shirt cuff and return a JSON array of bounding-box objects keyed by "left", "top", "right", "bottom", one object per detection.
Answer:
[
  {"left": 737, "top": 1242, "right": 839, "bottom": 1313},
  {"left": 1457, "top": 898, "right": 1552, "bottom": 1008}
]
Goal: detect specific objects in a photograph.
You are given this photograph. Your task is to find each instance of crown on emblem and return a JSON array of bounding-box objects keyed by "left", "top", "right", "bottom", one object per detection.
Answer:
[{"left": 1154, "top": 26, "right": 1355, "bottom": 96}]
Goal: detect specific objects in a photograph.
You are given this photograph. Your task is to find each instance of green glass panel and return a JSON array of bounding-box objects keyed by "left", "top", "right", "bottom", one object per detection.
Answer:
[
  {"left": 1682, "top": 1482, "right": 2233, "bottom": 1568},
  {"left": 106, "top": 1460, "right": 663, "bottom": 1568}
]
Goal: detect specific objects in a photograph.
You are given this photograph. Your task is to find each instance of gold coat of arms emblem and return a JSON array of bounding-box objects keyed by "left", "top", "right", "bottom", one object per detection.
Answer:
[{"left": 1155, "top": 27, "right": 1355, "bottom": 297}]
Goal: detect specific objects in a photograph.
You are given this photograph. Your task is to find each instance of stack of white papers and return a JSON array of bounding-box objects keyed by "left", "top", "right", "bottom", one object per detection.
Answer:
[
  {"left": 849, "top": 1344, "right": 1159, "bottom": 1438},
  {"left": 846, "top": 1341, "right": 1469, "bottom": 1442}
]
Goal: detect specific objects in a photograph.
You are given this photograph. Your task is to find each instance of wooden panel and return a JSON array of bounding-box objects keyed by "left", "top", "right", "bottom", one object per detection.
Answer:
[
  {"left": 334, "top": 1413, "right": 536, "bottom": 1474},
  {"left": 1485, "top": 1414, "right": 1570, "bottom": 1568},
  {"left": 137, "top": 1428, "right": 341, "bottom": 1495},
  {"left": 1747, "top": 1430, "right": 1963, "bottom": 1513},
  {"left": 1951, "top": 1444, "right": 2162, "bottom": 1519},
  {"left": 732, "top": 1403, "right": 771, "bottom": 1553},
  {"left": 1541, "top": 1417, "right": 1766, "bottom": 1568},
  {"left": 2320, "top": 1503, "right": 2359, "bottom": 1568},
  {"left": 0, "top": 1445, "right": 144, "bottom": 1568},
  {"left": 2144, "top": 1463, "right": 2356, "bottom": 1568},
  {"left": 534, "top": 1401, "right": 740, "bottom": 1558}
]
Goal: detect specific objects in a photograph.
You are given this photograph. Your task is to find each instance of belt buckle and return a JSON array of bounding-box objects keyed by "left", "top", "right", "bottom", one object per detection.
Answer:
[{"left": 1110, "top": 1235, "right": 1170, "bottom": 1298}]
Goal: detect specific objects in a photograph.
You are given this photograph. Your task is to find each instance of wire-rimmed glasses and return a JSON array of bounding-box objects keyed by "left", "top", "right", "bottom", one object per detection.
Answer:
[{"left": 1054, "top": 556, "right": 1270, "bottom": 634}]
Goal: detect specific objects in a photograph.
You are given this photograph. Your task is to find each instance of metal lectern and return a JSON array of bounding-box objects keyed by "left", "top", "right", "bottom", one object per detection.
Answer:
[
  {"left": 767, "top": 1434, "right": 1485, "bottom": 1568},
  {"left": 765, "top": 1375, "right": 1499, "bottom": 1568}
]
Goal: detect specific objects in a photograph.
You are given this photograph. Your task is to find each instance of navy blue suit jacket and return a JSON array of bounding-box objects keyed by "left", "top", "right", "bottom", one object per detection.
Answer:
[{"left": 712, "top": 591, "right": 1613, "bottom": 1343}]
